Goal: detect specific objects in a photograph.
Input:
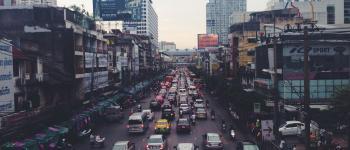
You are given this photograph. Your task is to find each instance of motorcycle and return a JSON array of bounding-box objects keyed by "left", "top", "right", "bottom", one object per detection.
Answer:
[
  {"left": 92, "top": 136, "right": 105, "bottom": 148},
  {"left": 222, "top": 124, "right": 226, "bottom": 131},
  {"left": 230, "top": 129, "right": 236, "bottom": 141},
  {"left": 211, "top": 114, "right": 215, "bottom": 120}
]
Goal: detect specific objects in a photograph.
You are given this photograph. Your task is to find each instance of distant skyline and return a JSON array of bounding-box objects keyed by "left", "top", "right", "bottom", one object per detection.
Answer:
[{"left": 58, "top": 0, "right": 269, "bottom": 49}]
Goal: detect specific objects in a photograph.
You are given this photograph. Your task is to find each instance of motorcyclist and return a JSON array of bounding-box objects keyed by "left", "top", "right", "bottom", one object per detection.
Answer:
[
  {"left": 137, "top": 104, "right": 142, "bottom": 112},
  {"left": 191, "top": 114, "right": 196, "bottom": 124},
  {"left": 222, "top": 120, "right": 226, "bottom": 130},
  {"left": 210, "top": 110, "right": 215, "bottom": 117}
]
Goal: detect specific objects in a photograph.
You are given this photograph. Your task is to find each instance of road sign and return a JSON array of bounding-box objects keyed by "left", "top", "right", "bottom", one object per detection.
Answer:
[{"left": 261, "top": 120, "right": 275, "bottom": 141}]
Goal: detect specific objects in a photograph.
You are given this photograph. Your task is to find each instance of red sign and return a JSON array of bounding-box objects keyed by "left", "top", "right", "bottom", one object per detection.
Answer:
[{"left": 198, "top": 34, "right": 219, "bottom": 49}]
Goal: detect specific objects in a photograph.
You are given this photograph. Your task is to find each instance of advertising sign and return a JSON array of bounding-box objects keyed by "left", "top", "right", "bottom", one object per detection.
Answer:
[
  {"left": 198, "top": 34, "right": 219, "bottom": 49},
  {"left": 94, "top": 71, "right": 109, "bottom": 89},
  {"left": 85, "top": 52, "right": 95, "bottom": 68},
  {"left": 0, "top": 40, "right": 15, "bottom": 113},
  {"left": 283, "top": 44, "right": 350, "bottom": 80},
  {"left": 94, "top": 0, "right": 142, "bottom": 21},
  {"left": 97, "top": 53, "right": 108, "bottom": 68},
  {"left": 261, "top": 120, "right": 275, "bottom": 141}
]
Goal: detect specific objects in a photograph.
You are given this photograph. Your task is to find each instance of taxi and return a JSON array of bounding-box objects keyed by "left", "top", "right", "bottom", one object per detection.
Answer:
[{"left": 154, "top": 119, "right": 171, "bottom": 134}]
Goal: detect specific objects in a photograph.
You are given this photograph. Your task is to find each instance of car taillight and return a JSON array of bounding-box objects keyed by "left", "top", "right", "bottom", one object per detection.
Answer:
[
  {"left": 126, "top": 125, "right": 129, "bottom": 128},
  {"left": 160, "top": 144, "right": 164, "bottom": 149},
  {"left": 141, "top": 124, "right": 144, "bottom": 128}
]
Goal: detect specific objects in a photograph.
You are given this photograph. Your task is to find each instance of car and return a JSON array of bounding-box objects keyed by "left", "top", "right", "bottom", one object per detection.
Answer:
[
  {"left": 155, "top": 95, "right": 165, "bottom": 105},
  {"left": 195, "top": 108, "right": 207, "bottom": 119},
  {"left": 159, "top": 89, "right": 167, "bottom": 97},
  {"left": 179, "top": 104, "right": 191, "bottom": 114},
  {"left": 278, "top": 120, "right": 319, "bottom": 136},
  {"left": 155, "top": 119, "right": 171, "bottom": 134},
  {"left": 194, "top": 103, "right": 205, "bottom": 109},
  {"left": 195, "top": 99, "right": 204, "bottom": 105},
  {"left": 146, "top": 134, "right": 168, "bottom": 150},
  {"left": 176, "top": 118, "right": 191, "bottom": 133},
  {"left": 173, "top": 143, "right": 199, "bottom": 150},
  {"left": 236, "top": 140, "right": 259, "bottom": 150},
  {"left": 112, "top": 141, "right": 136, "bottom": 150},
  {"left": 202, "top": 133, "right": 223, "bottom": 150},
  {"left": 150, "top": 100, "right": 161, "bottom": 111},
  {"left": 162, "top": 102, "right": 172, "bottom": 110},
  {"left": 178, "top": 88, "right": 187, "bottom": 95},
  {"left": 142, "top": 109, "right": 154, "bottom": 121},
  {"left": 188, "top": 86, "right": 196, "bottom": 96},
  {"left": 161, "top": 108, "right": 175, "bottom": 120}
]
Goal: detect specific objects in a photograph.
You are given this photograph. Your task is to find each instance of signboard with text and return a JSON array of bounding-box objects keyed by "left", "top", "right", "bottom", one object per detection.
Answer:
[
  {"left": 261, "top": 120, "right": 275, "bottom": 141},
  {"left": 198, "top": 34, "right": 219, "bottom": 49},
  {"left": 283, "top": 44, "right": 350, "bottom": 80},
  {"left": 0, "top": 40, "right": 15, "bottom": 113},
  {"left": 94, "top": 0, "right": 142, "bottom": 21}
]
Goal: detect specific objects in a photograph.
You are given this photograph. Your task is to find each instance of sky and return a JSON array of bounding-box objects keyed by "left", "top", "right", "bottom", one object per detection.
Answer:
[{"left": 57, "top": 0, "right": 269, "bottom": 49}]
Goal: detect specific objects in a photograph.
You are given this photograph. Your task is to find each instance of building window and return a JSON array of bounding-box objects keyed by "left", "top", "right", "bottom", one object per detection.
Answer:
[
  {"left": 327, "top": 5, "right": 335, "bottom": 24},
  {"left": 345, "top": 0, "right": 350, "bottom": 24}
]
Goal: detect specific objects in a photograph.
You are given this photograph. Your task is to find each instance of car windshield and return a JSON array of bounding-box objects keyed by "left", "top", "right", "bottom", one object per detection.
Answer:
[
  {"left": 178, "top": 119, "right": 189, "bottom": 125},
  {"left": 208, "top": 135, "right": 220, "bottom": 142},
  {"left": 148, "top": 137, "right": 163, "bottom": 143},
  {"left": 157, "top": 121, "right": 168, "bottom": 125},
  {"left": 243, "top": 145, "right": 259, "bottom": 150},
  {"left": 180, "top": 104, "right": 188, "bottom": 107},
  {"left": 128, "top": 120, "right": 142, "bottom": 124},
  {"left": 197, "top": 109, "right": 205, "bottom": 112},
  {"left": 113, "top": 145, "right": 126, "bottom": 150}
]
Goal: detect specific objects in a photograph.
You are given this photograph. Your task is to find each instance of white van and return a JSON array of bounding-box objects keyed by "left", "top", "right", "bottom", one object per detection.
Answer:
[{"left": 127, "top": 112, "right": 149, "bottom": 133}]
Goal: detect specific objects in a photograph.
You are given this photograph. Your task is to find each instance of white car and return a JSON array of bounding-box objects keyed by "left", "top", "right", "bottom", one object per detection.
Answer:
[
  {"left": 178, "top": 88, "right": 187, "bottom": 95},
  {"left": 112, "top": 141, "right": 135, "bottom": 150},
  {"left": 142, "top": 109, "right": 154, "bottom": 121},
  {"left": 278, "top": 120, "right": 319, "bottom": 136},
  {"left": 179, "top": 104, "right": 191, "bottom": 114},
  {"left": 146, "top": 134, "right": 168, "bottom": 150}
]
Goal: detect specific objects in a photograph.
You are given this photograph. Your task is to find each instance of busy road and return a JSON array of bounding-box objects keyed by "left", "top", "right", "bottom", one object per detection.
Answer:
[{"left": 74, "top": 68, "right": 255, "bottom": 150}]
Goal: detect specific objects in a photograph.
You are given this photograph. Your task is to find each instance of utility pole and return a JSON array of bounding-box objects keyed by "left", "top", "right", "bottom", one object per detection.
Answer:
[
  {"left": 303, "top": 26, "right": 311, "bottom": 150},
  {"left": 272, "top": 14, "right": 280, "bottom": 136}
]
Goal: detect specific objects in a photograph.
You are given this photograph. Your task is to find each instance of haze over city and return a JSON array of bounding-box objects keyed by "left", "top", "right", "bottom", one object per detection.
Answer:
[{"left": 57, "top": 0, "right": 269, "bottom": 49}]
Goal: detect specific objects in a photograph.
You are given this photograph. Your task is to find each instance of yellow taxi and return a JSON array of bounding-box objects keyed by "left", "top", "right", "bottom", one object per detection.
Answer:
[{"left": 154, "top": 119, "right": 171, "bottom": 134}]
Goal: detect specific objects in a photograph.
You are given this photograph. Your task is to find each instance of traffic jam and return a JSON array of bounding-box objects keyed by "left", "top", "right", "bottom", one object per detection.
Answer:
[
  {"left": 70, "top": 67, "right": 259, "bottom": 150},
  {"left": 114, "top": 67, "right": 240, "bottom": 150}
]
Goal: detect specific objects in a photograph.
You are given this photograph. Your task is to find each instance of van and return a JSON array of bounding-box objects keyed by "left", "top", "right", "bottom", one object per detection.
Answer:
[{"left": 127, "top": 112, "right": 149, "bottom": 133}]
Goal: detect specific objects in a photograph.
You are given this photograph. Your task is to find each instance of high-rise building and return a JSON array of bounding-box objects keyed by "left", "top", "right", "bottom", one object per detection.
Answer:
[
  {"left": 267, "top": 0, "right": 348, "bottom": 24},
  {"left": 159, "top": 41, "right": 176, "bottom": 52},
  {"left": 123, "top": 0, "right": 158, "bottom": 48},
  {"left": 206, "top": 0, "right": 246, "bottom": 45}
]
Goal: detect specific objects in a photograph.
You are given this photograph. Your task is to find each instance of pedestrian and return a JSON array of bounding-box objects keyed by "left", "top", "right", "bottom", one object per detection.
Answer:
[
  {"left": 279, "top": 138, "right": 286, "bottom": 150},
  {"left": 292, "top": 145, "right": 297, "bottom": 150}
]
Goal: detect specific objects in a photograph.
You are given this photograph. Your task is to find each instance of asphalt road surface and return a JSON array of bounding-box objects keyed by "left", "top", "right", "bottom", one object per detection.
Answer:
[{"left": 75, "top": 89, "right": 252, "bottom": 150}]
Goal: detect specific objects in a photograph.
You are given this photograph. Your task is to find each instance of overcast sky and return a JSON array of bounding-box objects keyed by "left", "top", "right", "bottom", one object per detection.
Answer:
[{"left": 57, "top": 0, "right": 269, "bottom": 49}]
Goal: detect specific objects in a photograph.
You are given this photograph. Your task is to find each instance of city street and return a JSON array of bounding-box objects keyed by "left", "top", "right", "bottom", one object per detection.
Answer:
[{"left": 74, "top": 88, "right": 249, "bottom": 150}]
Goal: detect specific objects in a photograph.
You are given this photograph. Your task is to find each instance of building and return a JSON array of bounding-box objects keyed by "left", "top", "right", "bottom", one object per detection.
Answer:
[
  {"left": 206, "top": 0, "right": 246, "bottom": 45},
  {"left": 159, "top": 41, "right": 176, "bottom": 52},
  {"left": 346, "top": 0, "right": 350, "bottom": 23},
  {"left": 0, "top": 5, "right": 110, "bottom": 112},
  {"left": 229, "top": 11, "right": 252, "bottom": 26},
  {"left": 267, "top": 0, "right": 348, "bottom": 25},
  {"left": 0, "top": 0, "right": 56, "bottom": 6},
  {"left": 123, "top": 0, "right": 158, "bottom": 48}
]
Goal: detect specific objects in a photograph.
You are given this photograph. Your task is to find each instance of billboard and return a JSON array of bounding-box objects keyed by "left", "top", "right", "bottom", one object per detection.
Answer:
[
  {"left": 0, "top": 40, "right": 15, "bottom": 113},
  {"left": 283, "top": 44, "right": 350, "bottom": 80},
  {"left": 93, "top": 0, "right": 142, "bottom": 21},
  {"left": 198, "top": 34, "right": 219, "bottom": 49}
]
